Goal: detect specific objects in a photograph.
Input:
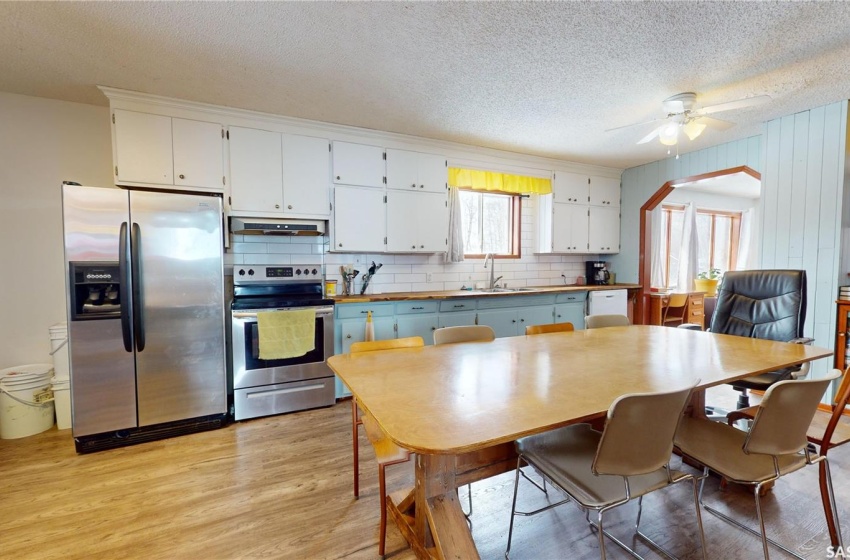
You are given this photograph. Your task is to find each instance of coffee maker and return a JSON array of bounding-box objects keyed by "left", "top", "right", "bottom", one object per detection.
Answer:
[{"left": 585, "top": 261, "right": 611, "bottom": 285}]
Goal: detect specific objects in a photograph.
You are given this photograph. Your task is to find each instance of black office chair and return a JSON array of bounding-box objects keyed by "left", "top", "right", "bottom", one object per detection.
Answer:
[{"left": 709, "top": 269, "right": 812, "bottom": 409}]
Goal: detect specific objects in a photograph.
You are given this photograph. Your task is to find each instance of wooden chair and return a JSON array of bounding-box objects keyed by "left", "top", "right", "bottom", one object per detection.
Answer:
[
  {"left": 349, "top": 335, "right": 424, "bottom": 557},
  {"left": 661, "top": 293, "right": 689, "bottom": 327},
  {"left": 525, "top": 322, "right": 574, "bottom": 335},
  {"left": 584, "top": 314, "right": 630, "bottom": 329},
  {"left": 726, "top": 367, "right": 850, "bottom": 546},
  {"left": 676, "top": 371, "right": 843, "bottom": 559},
  {"left": 432, "top": 325, "right": 495, "bottom": 345}
]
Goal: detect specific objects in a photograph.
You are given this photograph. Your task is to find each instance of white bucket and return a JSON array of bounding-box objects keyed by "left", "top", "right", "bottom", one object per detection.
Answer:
[
  {"left": 0, "top": 364, "right": 55, "bottom": 439},
  {"left": 51, "top": 376, "right": 71, "bottom": 430},
  {"left": 49, "top": 323, "right": 70, "bottom": 381}
]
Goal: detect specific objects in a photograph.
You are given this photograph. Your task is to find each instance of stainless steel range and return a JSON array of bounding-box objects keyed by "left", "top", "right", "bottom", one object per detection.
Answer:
[{"left": 230, "top": 265, "right": 335, "bottom": 421}]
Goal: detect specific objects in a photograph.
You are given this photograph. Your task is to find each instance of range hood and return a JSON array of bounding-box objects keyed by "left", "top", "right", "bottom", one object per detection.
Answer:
[{"left": 230, "top": 217, "right": 326, "bottom": 236}]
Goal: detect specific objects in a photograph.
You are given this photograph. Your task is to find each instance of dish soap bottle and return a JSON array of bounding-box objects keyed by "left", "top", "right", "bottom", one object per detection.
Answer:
[{"left": 364, "top": 310, "right": 375, "bottom": 342}]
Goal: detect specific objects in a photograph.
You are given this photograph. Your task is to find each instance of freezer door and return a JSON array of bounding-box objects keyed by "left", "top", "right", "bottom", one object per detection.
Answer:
[
  {"left": 129, "top": 190, "right": 227, "bottom": 426},
  {"left": 62, "top": 184, "right": 138, "bottom": 436}
]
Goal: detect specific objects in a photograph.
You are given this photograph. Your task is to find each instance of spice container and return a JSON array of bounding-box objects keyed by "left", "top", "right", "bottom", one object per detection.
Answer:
[{"left": 325, "top": 279, "right": 337, "bottom": 297}]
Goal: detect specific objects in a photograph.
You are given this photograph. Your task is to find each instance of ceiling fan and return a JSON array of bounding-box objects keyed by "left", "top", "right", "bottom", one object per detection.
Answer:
[{"left": 609, "top": 92, "right": 771, "bottom": 147}]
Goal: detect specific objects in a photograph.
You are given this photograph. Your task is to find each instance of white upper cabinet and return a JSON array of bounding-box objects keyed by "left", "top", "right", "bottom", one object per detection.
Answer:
[
  {"left": 552, "top": 171, "right": 589, "bottom": 205},
  {"left": 589, "top": 176, "right": 620, "bottom": 207},
  {"left": 228, "top": 126, "right": 284, "bottom": 213},
  {"left": 332, "top": 141, "right": 385, "bottom": 188},
  {"left": 386, "top": 149, "right": 447, "bottom": 194},
  {"left": 588, "top": 206, "right": 620, "bottom": 253},
  {"left": 386, "top": 191, "right": 448, "bottom": 252},
  {"left": 113, "top": 109, "right": 224, "bottom": 192},
  {"left": 281, "top": 134, "right": 331, "bottom": 217},
  {"left": 552, "top": 203, "right": 589, "bottom": 253},
  {"left": 332, "top": 186, "right": 386, "bottom": 252}
]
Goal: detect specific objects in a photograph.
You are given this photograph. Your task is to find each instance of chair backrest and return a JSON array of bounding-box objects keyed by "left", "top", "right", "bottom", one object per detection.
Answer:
[
  {"left": 592, "top": 384, "right": 696, "bottom": 476},
  {"left": 350, "top": 336, "right": 424, "bottom": 354},
  {"left": 433, "top": 325, "right": 495, "bottom": 345},
  {"left": 710, "top": 270, "right": 806, "bottom": 341},
  {"left": 663, "top": 293, "right": 689, "bottom": 323},
  {"left": 745, "top": 369, "right": 841, "bottom": 456},
  {"left": 525, "top": 322, "right": 575, "bottom": 335},
  {"left": 585, "top": 314, "right": 631, "bottom": 329}
]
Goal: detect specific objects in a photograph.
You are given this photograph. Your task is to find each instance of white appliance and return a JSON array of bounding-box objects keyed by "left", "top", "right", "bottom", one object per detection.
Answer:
[{"left": 587, "top": 289, "right": 628, "bottom": 317}]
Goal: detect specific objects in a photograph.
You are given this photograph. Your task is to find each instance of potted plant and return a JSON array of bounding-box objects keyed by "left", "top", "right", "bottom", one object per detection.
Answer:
[{"left": 694, "top": 268, "right": 722, "bottom": 296}]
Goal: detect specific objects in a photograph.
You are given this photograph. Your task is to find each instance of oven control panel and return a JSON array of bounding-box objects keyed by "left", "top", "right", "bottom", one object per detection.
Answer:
[{"left": 234, "top": 265, "right": 322, "bottom": 282}]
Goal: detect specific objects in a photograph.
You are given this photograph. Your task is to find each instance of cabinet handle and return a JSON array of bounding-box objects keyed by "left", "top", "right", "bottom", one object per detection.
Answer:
[
  {"left": 275, "top": 204, "right": 280, "bottom": 209},
  {"left": 346, "top": 334, "right": 351, "bottom": 339},
  {"left": 520, "top": 318, "right": 525, "bottom": 322},
  {"left": 412, "top": 306, "right": 424, "bottom": 310},
  {"left": 431, "top": 326, "right": 436, "bottom": 330},
  {"left": 411, "top": 183, "right": 416, "bottom": 188},
  {"left": 178, "top": 174, "right": 185, "bottom": 180},
  {"left": 840, "top": 333, "right": 846, "bottom": 338},
  {"left": 412, "top": 245, "right": 416, "bottom": 249},
  {"left": 336, "top": 175, "right": 341, "bottom": 180},
  {"left": 420, "top": 245, "right": 424, "bottom": 249},
  {"left": 419, "top": 184, "right": 424, "bottom": 189},
  {"left": 288, "top": 205, "right": 293, "bottom": 210},
  {"left": 338, "top": 243, "right": 343, "bottom": 247},
  {"left": 512, "top": 319, "right": 517, "bottom": 323},
  {"left": 453, "top": 305, "right": 464, "bottom": 308},
  {"left": 360, "top": 311, "right": 369, "bottom": 314},
  {"left": 557, "top": 314, "right": 562, "bottom": 318}
]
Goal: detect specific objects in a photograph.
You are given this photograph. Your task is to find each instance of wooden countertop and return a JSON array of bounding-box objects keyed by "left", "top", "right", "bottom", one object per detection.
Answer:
[{"left": 333, "top": 283, "right": 641, "bottom": 303}]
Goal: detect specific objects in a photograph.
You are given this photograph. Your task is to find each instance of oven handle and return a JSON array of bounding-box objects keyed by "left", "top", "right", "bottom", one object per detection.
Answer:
[{"left": 232, "top": 307, "right": 334, "bottom": 319}]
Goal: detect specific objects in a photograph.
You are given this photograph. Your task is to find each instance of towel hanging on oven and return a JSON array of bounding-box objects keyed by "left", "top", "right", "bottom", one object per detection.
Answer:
[{"left": 257, "top": 309, "right": 316, "bottom": 360}]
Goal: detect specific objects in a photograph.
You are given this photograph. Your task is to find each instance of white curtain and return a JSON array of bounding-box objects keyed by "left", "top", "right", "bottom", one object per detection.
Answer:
[
  {"left": 677, "top": 203, "right": 699, "bottom": 292},
  {"left": 650, "top": 206, "right": 666, "bottom": 287},
  {"left": 736, "top": 208, "right": 753, "bottom": 270},
  {"left": 445, "top": 187, "right": 465, "bottom": 263}
]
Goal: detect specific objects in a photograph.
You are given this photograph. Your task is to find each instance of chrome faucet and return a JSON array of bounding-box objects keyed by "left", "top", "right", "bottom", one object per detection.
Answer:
[{"left": 484, "top": 253, "right": 503, "bottom": 289}]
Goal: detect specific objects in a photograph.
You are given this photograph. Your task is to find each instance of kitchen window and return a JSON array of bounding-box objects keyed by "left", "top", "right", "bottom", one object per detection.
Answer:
[
  {"left": 660, "top": 204, "right": 741, "bottom": 288},
  {"left": 459, "top": 189, "right": 521, "bottom": 258}
]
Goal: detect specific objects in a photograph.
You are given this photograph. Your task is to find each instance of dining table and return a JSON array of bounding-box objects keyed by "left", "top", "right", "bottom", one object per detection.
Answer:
[{"left": 327, "top": 325, "right": 833, "bottom": 560}]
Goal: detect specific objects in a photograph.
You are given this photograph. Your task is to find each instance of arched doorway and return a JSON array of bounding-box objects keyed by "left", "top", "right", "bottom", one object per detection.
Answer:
[{"left": 636, "top": 165, "right": 761, "bottom": 324}]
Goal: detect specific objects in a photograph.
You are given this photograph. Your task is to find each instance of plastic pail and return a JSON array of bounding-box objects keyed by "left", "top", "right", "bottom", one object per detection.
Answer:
[
  {"left": 51, "top": 376, "right": 71, "bottom": 430},
  {"left": 49, "top": 323, "right": 70, "bottom": 381},
  {"left": 0, "top": 364, "right": 55, "bottom": 439}
]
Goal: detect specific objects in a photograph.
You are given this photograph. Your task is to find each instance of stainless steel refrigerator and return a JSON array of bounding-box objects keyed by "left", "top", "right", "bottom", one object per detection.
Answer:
[{"left": 61, "top": 183, "right": 228, "bottom": 452}]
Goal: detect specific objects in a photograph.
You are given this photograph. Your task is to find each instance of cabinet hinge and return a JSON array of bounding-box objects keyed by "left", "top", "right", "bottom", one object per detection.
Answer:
[
  {"left": 111, "top": 113, "right": 115, "bottom": 124},
  {"left": 114, "top": 165, "right": 118, "bottom": 176},
  {"left": 383, "top": 195, "right": 387, "bottom": 203}
]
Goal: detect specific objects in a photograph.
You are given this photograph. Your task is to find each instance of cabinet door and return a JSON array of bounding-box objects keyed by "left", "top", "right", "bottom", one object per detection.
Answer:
[
  {"left": 386, "top": 148, "right": 419, "bottom": 191},
  {"left": 332, "top": 141, "right": 384, "bottom": 188},
  {"left": 172, "top": 118, "right": 223, "bottom": 190},
  {"left": 386, "top": 190, "right": 419, "bottom": 252},
  {"left": 552, "top": 203, "right": 589, "bottom": 253},
  {"left": 114, "top": 109, "right": 173, "bottom": 185},
  {"left": 229, "top": 126, "right": 283, "bottom": 213},
  {"left": 477, "top": 309, "right": 519, "bottom": 338},
  {"left": 438, "top": 312, "right": 477, "bottom": 328},
  {"left": 282, "top": 134, "right": 330, "bottom": 217},
  {"left": 589, "top": 176, "right": 620, "bottom": 207},
  {"left": 555, "top": 303, "right": 586, "bottom": 330},
  {"left": 340, "top": 317, "right": 396, "bottom": 353},
  {"left": 396, "top": 315, "right": 438, "bottom": 343},
  {"left": 589, "top": 206, "right": 620, "bottom": 253},
  {"left": 333, "top": 186, "right": 385, "bottom": 252},
  {"left": 520, "top": 306, "right": 555, "bottom": 330},
  {"left": 417, "top": 192, "right": 449, "bottom": 252},
  {"left": 417, "top": 152, "right": 447, "bottom": 193},
  {"left": 553, "top": 171, "right": 588, "bottom": 204}
]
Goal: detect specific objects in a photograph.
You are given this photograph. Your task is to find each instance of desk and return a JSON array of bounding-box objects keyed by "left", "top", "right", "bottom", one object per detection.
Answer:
[
  {"left": 328, "top": 326, "right": 832, "bottom": 559},
  {"left": 650, "top": 292, "right": 706, "bottom": 329}
]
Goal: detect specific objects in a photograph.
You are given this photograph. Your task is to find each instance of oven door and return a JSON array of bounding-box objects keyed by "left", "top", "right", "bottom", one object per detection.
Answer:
[{"left": 231, "top": 306, "right": 334, "bottom": 390}]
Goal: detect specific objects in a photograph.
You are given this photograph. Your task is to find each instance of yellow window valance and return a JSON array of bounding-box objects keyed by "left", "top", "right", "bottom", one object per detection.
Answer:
[{"left": 448, "top": 167, "right": 552, "bottom": 195}]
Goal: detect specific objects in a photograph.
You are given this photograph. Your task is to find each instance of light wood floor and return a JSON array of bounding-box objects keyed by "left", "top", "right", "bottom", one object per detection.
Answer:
[{"left": 1, "top": 388, "right": 847, "bottom": 560}]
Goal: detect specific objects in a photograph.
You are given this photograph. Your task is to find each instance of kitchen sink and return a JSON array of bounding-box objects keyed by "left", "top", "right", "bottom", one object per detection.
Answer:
[{"left": 478, "top": 287, "right": 538, "bottom": 293}]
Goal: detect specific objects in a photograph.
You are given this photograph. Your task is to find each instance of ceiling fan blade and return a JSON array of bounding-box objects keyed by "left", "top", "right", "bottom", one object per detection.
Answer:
[
  {"left": 698, "top": 94, "right": 771, "bottom": 115},
  {"left": 637, "top": 124, "right": 665, "bottom": 144},
  {"left": 605, "top": 117, "right": 665, "bottom": 133},
  {"left": 694, "top": 116, "right": 735, "bottom": 131}
]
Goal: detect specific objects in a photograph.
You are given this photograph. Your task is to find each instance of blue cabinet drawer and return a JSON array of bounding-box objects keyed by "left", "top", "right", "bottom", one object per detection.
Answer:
[
  {"left": 336, "top": 302, "right": 395, "bottom": 319},
  {"left": 555, "top": 291, "right": 588, "bottom": 304},
  {"left": 396, "top": 301, "right": 438, "bottom": 315},
  {"left": 439, "top": 300, "right": 477, "bottom": 312},
  {"left": 477, "top": 294, "right": 556, "bottom": 310}
]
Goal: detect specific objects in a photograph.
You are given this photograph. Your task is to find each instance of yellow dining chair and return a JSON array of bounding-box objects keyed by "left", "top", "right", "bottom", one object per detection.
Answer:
[
  {"left": 584, "top": 314, "right": 631, "bottom": 329},
  {"left": 675, "top": 370, "right": 843, "bottom": 559},
  {"left": 349, "top": 335, "right": 424, "bottom": 557},
  {"left": 662, "top": 293, "right": 689, "bottom": 327},
  {"left": 525, "top": 322, "right": 575, "bottom": 335},
  {"left": 505, "top": 384, "right": 704, "bottom": 560}
]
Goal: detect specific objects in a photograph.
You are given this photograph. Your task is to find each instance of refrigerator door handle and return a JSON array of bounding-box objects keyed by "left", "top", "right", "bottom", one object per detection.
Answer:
[
  {"left": 119, "top": 221, "right": 133, "bottom": 352},
  {"left": 130, "top": 222, "right": 146, "bottom": 352}
]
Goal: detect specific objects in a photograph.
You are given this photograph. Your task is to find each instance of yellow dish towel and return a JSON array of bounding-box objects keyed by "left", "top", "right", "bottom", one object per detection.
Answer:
[{"left": 257, "top": 309, "right": 316, "bottom": 360}]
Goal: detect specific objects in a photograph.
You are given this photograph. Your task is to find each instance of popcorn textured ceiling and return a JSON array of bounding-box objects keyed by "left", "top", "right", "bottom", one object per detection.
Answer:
[{"left": 1, "top": 1, "right": 849, "bottom": 169}]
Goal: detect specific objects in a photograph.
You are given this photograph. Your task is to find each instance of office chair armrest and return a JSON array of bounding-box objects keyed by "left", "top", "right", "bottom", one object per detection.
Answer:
[{"left": 789, "top": 337, "right": 815, "bottom": 345}]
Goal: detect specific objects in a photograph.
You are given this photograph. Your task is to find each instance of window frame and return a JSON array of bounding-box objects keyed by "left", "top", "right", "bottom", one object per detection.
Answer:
[{"left": 459, "top": 188, "right": 522, "bottom": 259}]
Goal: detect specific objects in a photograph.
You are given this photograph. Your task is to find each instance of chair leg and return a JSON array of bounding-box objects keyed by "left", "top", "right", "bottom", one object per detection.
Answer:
[
  {"left": 597, "top": 510, "right": 607, "bottom": 560},
  {"left": 820, "top": 458, "right": 844, "bottom": 548},
  {"left": 378, "top": 463, "right": 387, "bottom": 558},
  {"left": 504, "top": 457, "right": 524, "bottom": 559},
  {"left": 753, "top": 482, "right": 771, "bottom": 559},
  {"left": 352, "top": 399, "right": 360, "bottom": 498},
  {"left": 692, "top": 477, "right": 708, "bottom": 560}
]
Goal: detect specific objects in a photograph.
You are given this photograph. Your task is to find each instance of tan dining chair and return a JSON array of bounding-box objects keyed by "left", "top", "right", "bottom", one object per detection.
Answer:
[
  {"left": 349, "top": 335, "right": 424, "bottom": 557},
  {"left": 675, "top": 370, "right": 843, "bottom": 559},
  {"left": 525, "top": 322, "right": 575, "bottom": 335},
  {"left": 726, "top": 366, "right": 850, "bottom": 547},
  {"left": 662, "top": 293, "right": 689, "bottom": 327},
  {"left": 432, "top": 324, "right": 495, "bottom": 345},
  {"left": 506, "top": 384, "right": 705, "bottom": 560},
  {"left": 584, "top": 314, "right": 631, "bottom": 329}
]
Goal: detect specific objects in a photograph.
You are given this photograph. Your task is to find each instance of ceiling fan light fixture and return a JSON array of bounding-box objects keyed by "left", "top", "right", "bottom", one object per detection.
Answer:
[
  {"left": 683, "top": 121, "right": 707, "bottom": 140},
  {"left": 659, "top": 123, "right": 679, "bottom": 146}
]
